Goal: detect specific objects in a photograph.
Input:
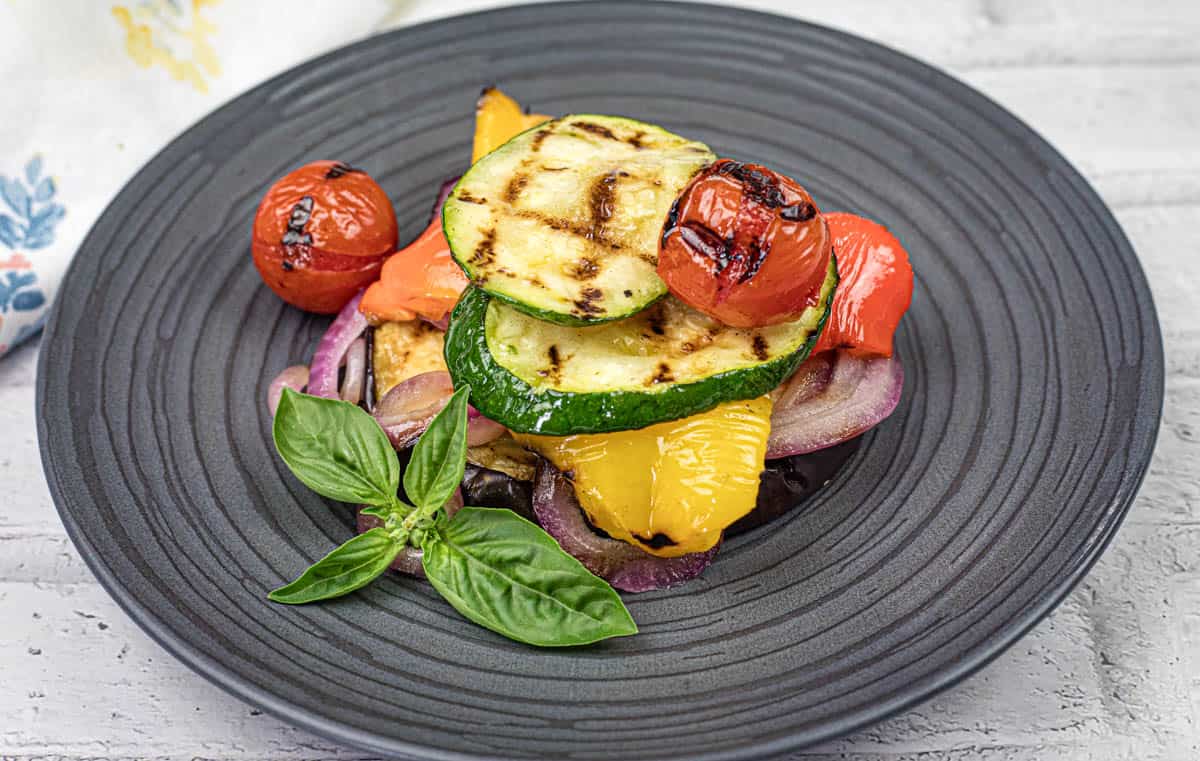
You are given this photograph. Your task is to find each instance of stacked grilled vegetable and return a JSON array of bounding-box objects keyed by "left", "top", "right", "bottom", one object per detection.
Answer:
[{"left": 257, "top": 88, "right": 913, "bottom": 628}]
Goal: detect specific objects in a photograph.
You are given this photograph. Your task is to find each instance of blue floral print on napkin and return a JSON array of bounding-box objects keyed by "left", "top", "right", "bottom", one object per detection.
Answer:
[
  {"left": 0, "top": 155, "right": 66, "bottom": 355},
  {"left": 0, "top": 156, "right": 65, "bottom": 251},
  {"left": 0, "top": 271, "right": 46, "bottom": 313}
]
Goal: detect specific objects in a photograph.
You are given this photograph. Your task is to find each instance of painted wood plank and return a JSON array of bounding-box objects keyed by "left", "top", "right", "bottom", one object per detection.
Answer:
[{"left": 5, "top": 1, "right": 1199, "bottom": 758}]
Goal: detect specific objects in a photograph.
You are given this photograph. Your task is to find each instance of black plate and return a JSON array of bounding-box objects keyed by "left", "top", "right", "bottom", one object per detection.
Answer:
[{"left": 36, "top": 3, "right": 1163, "bottom": 759}]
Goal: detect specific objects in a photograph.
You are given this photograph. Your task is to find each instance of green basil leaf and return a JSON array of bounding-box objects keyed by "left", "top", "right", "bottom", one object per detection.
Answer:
[
  {"left": 422, "top": 507, "right": 637, "bottom": 646},
  {"left": 268, "top": 527, "right": 401, "bottom": 604},
  {"left": 403, "top": 385, "right": 470, "bottom": 512},
  {"left": 273, "top": 388, "right": 400, "bottom": 507},
  {"left": 359, "top": 505, "right": 393, "bottom": 519}
]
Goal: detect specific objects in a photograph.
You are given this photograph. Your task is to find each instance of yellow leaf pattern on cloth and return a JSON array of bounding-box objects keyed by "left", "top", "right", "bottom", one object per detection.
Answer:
[{"left": 112, "top": 0, "right": 221, "bottom": 93}]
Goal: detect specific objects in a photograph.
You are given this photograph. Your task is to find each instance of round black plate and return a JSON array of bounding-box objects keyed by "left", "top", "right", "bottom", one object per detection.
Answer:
[{"left": 37, "top": 3, "right": 1163, "bottom": 759}]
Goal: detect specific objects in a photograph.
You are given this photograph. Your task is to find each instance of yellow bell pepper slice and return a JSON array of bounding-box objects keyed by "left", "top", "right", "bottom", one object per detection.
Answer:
[{"left": 472, "top": 87, "right": 551, "bottom": 164}]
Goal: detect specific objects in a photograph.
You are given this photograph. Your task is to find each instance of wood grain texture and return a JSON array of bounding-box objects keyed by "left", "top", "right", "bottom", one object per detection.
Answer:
[{"left": 6, "top": 0, "right": 1198, "bottom": 759}]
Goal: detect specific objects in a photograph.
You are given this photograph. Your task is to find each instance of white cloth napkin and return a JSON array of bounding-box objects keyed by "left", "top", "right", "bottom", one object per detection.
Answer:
[{"left": 0, "top": 0, "right": 401, "bottom": 356}]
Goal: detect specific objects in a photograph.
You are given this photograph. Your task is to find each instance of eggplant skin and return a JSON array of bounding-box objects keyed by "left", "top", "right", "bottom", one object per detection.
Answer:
[
  {"left": 729, "top": 436, "right": 862, "bottom": 536},
  {"left": 461, "top": 464, "right": 535, "bottom": 521}
]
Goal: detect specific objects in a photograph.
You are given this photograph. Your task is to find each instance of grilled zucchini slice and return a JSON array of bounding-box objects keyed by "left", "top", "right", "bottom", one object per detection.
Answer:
[
  {"left": 445, "top": 259, "right": 838, "bottom": 435},
  {"left": 443, "top": 115, "right": 715, "bottom": 325}
]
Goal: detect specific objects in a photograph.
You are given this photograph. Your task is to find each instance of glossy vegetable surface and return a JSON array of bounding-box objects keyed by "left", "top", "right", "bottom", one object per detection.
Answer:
[
  {"left": 532, "top": 461, "right": 718, "bottom": 591},
  {"left": 358, "top": 215, "right": 468, "bottom": 324},
  {"left": 813, "top": 212, "right": 913, "bottom": 356},
  {"left": 252, "top": 161, "right": 397, "bottom": 313},
  {"left": 658, "top": 159, "right": 832, "bottom": 327},
  {"left": 514, "top": 398, "right": 772, "bottom": 556},
  {"left": 472, "top": 87, "right": 551, "bottom": 163},
  {"left": 444, "top": 115, "right": 715, "bottom": 324},
  {"left": 444, "top": 258, "right": 835, "bottom": 435}
]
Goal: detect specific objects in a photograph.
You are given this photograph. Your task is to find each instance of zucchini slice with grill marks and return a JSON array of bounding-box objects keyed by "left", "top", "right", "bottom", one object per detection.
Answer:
[
  {"left": 444, "top": 258, "right": 838, "bottom": 435},
  {"left": 442, "top": 115, "right": 715, "bottom": 325}
]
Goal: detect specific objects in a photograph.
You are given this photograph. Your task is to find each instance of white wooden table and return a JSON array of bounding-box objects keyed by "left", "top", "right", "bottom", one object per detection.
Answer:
[{"left": 4, "top": 1, "right": 1198, "bottom": 759}]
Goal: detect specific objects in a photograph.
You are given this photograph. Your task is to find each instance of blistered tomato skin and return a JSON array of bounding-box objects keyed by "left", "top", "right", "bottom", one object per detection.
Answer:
[
  {"left": 813, "top": 212, "right": 914, "bottom": 357},
  {"left": 658, "top": 159, "right": 833, "bottom": 328},
  {"left": 251, "top": 161, "right": 398, "bottom": 314}
]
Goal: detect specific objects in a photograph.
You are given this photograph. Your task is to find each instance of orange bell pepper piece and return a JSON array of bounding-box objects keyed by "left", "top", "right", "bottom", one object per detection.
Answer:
[{"left": 360, "top": 87, "right": 551, "bottom": 324}]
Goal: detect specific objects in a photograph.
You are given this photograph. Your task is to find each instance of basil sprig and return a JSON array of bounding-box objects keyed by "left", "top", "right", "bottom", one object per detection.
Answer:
[{"left": 268, "top": 386, "right": 637, "bottom": 646}]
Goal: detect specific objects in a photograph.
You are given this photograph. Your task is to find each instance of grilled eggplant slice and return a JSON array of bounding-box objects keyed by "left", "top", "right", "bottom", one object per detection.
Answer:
[
  {"left": 443, "top": 115, "right": 715, "bottom": 325},
  {"left": 371, "top": 321, "right": 448, "bottom": 399}
]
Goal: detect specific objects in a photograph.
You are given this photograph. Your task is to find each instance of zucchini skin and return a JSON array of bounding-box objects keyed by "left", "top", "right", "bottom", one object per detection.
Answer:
[
  {"left": 442, "top": 114, "right": 715, "bottom": 326},
  {"left": 445, "top": 262, "right": 838, "bottom": 435}
]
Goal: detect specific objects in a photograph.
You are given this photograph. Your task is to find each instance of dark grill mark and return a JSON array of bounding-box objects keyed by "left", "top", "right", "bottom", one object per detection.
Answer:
[
  {"left": 280, "top": 196, "right": 314, "bottom": 269},
  {"left": 571, "top": 257, "right": 600, "bottom": 280},
  {"left": 572, "top": 287, "right": 605, "bottom": 316},
  {"left": 588, "top": 170, "right": 620, "bottom": 235},
  {"left": 571, "top": 121, "right": 618, "bottom": 140},
  {"left": 470, "top": 228, "right": 497, "bottom": 266},
  {"left": 717, "top": 160, "right": 788, "bottom": 208},
  {"left": 635, "top": 532, "right": 678, "bottom": 549},
  {"left": 363, "top": 326, "right": 375, "bottom": 412},
  {"left": 540, "top": 344, "right": 563, "bottom": 384},
  {"left": 529, "top": 129, "right": 551, "bottom": 153},
  {"left": 663, "top": 197, "right": 681, "bottom": 235},
  {"left": 680, "top": 223, "right": 730, "bottom": 273},
  {"left": 780, "top": 201, "right": 815, "bottom": 221},
  {"left": 515, "top": 210, "right": 622, "bottom": 250},
  {"left": 751, "top": 334, "right": 769, "bottom": 362},
  {"left": 679, "top": 341, "right": 696, "bottom": 355},
  {"left": 623, "top": 289, "right": 633, "bottom": 298},
  {"left": 324, "top": 162, "right": 361, "bottom": 179},
  {"left": 456, "top": 190, "right": 487, "bottom": 205},
  {"left": 542, "top": 165, "right": 568, "bottom": 172},
  {"left": 741, "top": 239, "right": 771, "bottom": 284},
  {"left": 627, "top": 130, "right": 647, "bottom": 149},
  {"left": 503, "top": 173, "right": 529, "bottom": 203},
  {"left": 649, "top": 363, "right": 675, "bottom": 385},
  {"left": 646, "top": 308, "right": 667, "bottom": 336}
]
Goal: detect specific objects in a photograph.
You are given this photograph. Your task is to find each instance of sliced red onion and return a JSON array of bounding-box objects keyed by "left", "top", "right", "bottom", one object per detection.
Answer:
[
  {"left": 307, "top": 289, "right": 369, "bottom": 398},
  {"left": 532, "top": 462, "right": 718, "bottom": 593},
  {"left": 466, "top": 411, "right": 506, "bottom": 447},
  {"left": 766, "top": 350, "right": 904, "bottom": 459},
  {"left": 772, "top": 351, "right": 833, "bottom": 407},
  {"left": 372, "top": 370, "right": 506, "bottom": 449},
  {"left": 431, "top": 176, "right": 460, "bottom": 221},
  {"left": 356, "top": 489, "right": 463, "bottom": 577},
  {"left": 267, "top": 365, "right": 309, "bottom": 415},
  {"left": 373, "top": 371, "right": 456, "bottom": 448},
  {"left": 420, "top": 314, "right": 451, "bottom": 332},
  {"left": 340, "top": 338, "right": 366, "bottom": 405}
]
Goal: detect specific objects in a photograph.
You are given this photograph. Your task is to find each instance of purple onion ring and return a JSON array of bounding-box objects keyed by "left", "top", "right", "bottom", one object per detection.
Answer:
[
  {"left": 767, "top": 350, "right": 904, "bottom": 459},
  {"left": 532, "top": 461, "right": 718, "bottom": 593}
]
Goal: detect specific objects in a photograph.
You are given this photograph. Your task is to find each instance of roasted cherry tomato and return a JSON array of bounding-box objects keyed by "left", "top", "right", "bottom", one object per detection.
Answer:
[
  {"left": 813, "top": 212, "right": 913, "bottom": 357},
  {"left": 252, "top": 160, "right": 398, "bottom": 313},
  {"left": 657, "top": 159, "right": 832, "bottom": 327}
]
